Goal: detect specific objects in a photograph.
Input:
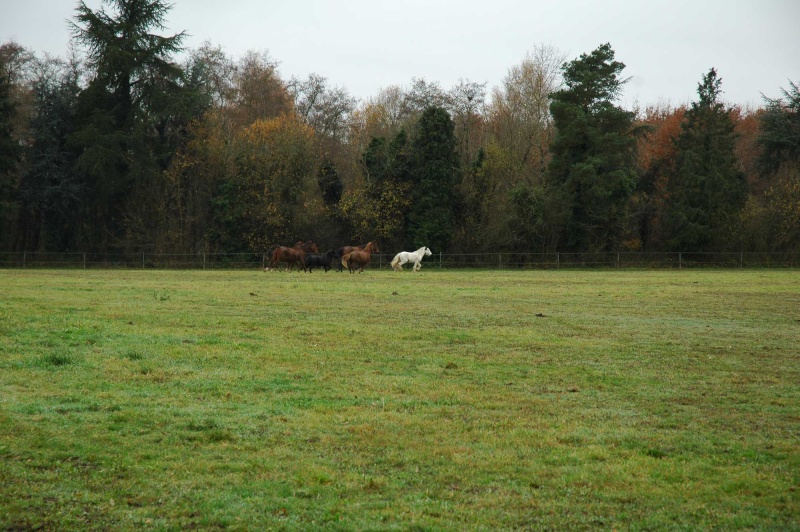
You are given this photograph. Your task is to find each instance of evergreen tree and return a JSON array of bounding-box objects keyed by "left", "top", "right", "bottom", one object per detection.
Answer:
[
  {"left": 363, "top": 129, "right": 412, "bottom": 189},
  {"left": 756, "top": 81, "right": 800, "bottom": 251},
  {"left": 69, "top": 0, "right": 188, "bottom": 251},
  {"left": 364, "top": 136, "right": 392, "bottom": 185},
  {"left": 16, "top": 57, "right": 82, "bottom": 251},
  {"left": 71, "top": 0, "right": 186, "bottom": 128},
  {"left": 317, "top": 159, "right": 343, "bottom": 206},
  {"left": 758, "top": 81, "right": 800, "bottom": 175},
  {"left": 0, "top": 56, "right": 20, "bottom": 248},
  {"left": 663, "top": 68, "right": 746, "bottom": 251},
  {"left": 407, "top": 106, "right": 460, "bottom": 251},
  {"left": 547, "top": 43, "right": 638, "bottom": 251}
]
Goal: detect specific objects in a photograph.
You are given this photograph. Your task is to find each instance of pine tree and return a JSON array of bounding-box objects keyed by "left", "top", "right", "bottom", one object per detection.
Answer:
[
  {"left": 547, "top": 43, "right": 638, "bottom": 251},
  {"left": 663, "top": 68, "right": 746, "bottom": 251},
  {"left": 407, "top": 106, "right": 460, "bottom": 251},
  {"left": 69, "top": 0, "right": 188, "bottom": 251},
  {"left": 757, "top": 81, "right": 800, "bottom": 251},
  {"left": 758, "top": 81, "right": 800, "bottom": 175},
  {"left": 0, "top": 58, "right": 20, "bottom": 247}
]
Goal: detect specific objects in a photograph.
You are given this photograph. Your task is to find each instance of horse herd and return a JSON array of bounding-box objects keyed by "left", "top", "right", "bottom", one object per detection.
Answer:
[{"left": 265, "top": 241, "right": 433, "bottom": 274}]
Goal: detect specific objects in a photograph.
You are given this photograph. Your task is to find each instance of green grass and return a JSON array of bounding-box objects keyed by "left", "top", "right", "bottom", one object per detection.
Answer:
[{"left": 1, "top": 269, "right": 798, "bottom": 530}]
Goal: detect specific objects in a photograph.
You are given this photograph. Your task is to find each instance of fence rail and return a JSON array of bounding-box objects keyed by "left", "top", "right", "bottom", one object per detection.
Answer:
[{"left": 1, "top": 251, "right": 798, "bottom": 269}]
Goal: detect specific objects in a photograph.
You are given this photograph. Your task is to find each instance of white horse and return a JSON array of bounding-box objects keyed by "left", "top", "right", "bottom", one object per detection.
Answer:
[{"left": 391, "top": 246, "right": 432, "bottom": 272}]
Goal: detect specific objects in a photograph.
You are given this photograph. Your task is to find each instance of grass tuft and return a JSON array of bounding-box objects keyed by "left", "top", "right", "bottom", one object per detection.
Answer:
[
  {"left": 123, "top": 350, "right": 144, "bottom": 361},
  {"left": 39, "top": 353, "right": 75, "bottom": 367}
]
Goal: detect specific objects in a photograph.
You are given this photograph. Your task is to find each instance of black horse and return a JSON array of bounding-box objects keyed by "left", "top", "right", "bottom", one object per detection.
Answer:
[{"left": 304, "top": 249, "right": 338, "bottom": 272}]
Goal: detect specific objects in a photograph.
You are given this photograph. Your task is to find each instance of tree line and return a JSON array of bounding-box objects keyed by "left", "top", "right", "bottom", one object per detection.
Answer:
[{"left": 1, "top": 0, "right": 798, "bottom": 256}]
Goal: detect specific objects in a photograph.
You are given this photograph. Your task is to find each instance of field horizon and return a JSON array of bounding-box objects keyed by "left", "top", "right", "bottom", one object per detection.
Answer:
[{"left": 1, "top": 269, "right": 798, "bottom": 529}]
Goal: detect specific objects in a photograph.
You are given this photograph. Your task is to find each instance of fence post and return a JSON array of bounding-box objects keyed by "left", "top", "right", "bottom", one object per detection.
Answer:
[
  {"left": 556, "top": 253, "right": 559, "bottom": 269},
  {"left": 617, "top": 253, "right": 620, "bottom": 268},
  {"left": 679, "top": 252, "right": 682, "bottom": 270},
  {"left": 142, "top": 252, "right": 145, "bottom": 269},
  {"left": 83, "top": 253, "right": 86, "bottom": 269},
  {"left": 499, "top": 253, "right": 502, "bottom": 269},
  {"left": 740, "top": 252, "right": 743, "bottom": 268},
  {"left": 23, "top": 251, "right": 26, "bottom": 268},
  {"left": 439, "top": 252, "right": 442, "bottom": 269}
]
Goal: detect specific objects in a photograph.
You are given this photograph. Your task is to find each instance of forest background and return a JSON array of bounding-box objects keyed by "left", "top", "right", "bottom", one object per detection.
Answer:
[{"left": 1, "top": 0, "right": 798, "bottom": 257}]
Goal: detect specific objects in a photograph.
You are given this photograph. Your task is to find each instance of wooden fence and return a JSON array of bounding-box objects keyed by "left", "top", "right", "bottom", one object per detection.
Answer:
[{"left": 1, "top": 251, "right": 798, "bottom": 269}]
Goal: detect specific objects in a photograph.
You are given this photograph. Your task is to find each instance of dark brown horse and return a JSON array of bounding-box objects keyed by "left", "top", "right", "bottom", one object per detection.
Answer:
[
  {"left": 341, "top": 241, "right": 379, "bottom": 273},
  {"left": 266, "top": 240, "right": 318, "bottom": 272}
]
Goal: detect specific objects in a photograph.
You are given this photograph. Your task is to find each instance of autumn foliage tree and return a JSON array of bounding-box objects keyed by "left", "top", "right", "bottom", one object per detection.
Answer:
[
  {"left": 634, "top": 105, "right": 685, "bottom": 249},
  {"left": 224, "top": 114, "right": 322, "bottom": 251},
  {"left": 140, "top": 111, "right": 232, "bottom": 253}
]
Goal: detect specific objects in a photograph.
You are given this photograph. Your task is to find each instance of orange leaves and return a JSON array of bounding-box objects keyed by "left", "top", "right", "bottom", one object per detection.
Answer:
[
  {"left": 730, "top": 107, "right": 764, "bottom": 193},
  {"left": 636, "top": 105, "right": 685, "bottom": 173},
  {"left": 240, "top": 113, "right": 314, "bottom": 146}
]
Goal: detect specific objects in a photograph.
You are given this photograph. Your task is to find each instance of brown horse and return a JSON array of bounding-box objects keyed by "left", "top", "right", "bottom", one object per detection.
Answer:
[
  {"left": 266, "top": 240, "right": 318, "bottom": 272},
  {"left": 341, "top": 241, "right": 379, "bottom": 273},
  {"left": 335, "top": 242, "right": 370, "bottom": 272}
]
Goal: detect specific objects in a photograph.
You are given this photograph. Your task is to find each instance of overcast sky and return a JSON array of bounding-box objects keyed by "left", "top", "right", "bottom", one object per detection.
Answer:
[{"left": 2, "top": 0, "right": 798, "bottom": 108}]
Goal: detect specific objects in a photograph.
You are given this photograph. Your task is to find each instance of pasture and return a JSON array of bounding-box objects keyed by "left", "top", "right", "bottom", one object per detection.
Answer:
[{"left": 0, "top": 269, "right": 798, "bottom": 530}]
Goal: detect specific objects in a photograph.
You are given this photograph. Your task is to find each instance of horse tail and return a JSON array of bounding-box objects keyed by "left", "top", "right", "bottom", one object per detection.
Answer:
[
  {"left": 390, "top": 254, "right": 400, "bottom": 269},
  {"left": 341, "top": 254, "right": 349, "bottom": 269}
]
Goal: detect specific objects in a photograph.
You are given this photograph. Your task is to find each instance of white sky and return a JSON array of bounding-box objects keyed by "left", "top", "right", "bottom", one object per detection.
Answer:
[{"left": 2, "top": 0, "right": 798, "bottom": 108}]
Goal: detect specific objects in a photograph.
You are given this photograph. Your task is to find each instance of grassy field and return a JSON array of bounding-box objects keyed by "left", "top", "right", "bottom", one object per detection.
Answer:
[{"left": 0, "top": 268, "right": 798, "bottom": 530}]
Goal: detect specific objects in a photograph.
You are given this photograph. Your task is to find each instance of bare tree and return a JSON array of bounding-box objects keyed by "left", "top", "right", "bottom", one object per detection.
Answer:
[
  {"left": 289, "top": 73, "right": 356, "bottom": 142},
  {"left": 186, "top": 41, "right": 236, "bottom": 108},
  {"left": 488, "top": 44, "right": 565, "bottom": 182},
  {"left": 230, "top": 50, "right": 291, "bottom": 128},
  {"left": 448, "top": 78, "right": 487, "bottom": 166}
]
